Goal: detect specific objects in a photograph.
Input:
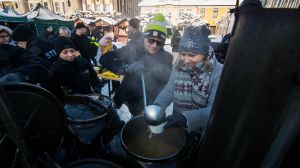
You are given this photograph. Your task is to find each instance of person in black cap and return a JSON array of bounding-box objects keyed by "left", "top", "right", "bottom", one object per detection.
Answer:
[
  {"left": 44, "top": 36, "right": 103, "bottom": 102},
  {"left": 171, "top": 29, "right": 181, "bottom": 52},
  {"left": 40, "top": 25, "right": 57, "bottom": 41},
  {"left": 88, "top": 21, "right": 104, "bottom": 45},
  {"left": 128, "top": 18, "right": 143, "bottom": 42},
  {"left": 71, "top": 22, "right": 98, "bottom": 65},
  {"left": 12, "top": 24, "right": 57, "bottom": 64}
]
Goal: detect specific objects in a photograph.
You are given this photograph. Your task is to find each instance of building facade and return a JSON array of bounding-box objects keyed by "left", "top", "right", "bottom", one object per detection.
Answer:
[
  {"left": 138, "top": 0, "right": 236, "bottom": 33},
  {"left": 2, "top": 0, "right": 140, "bottom": 17},
  {"left": 262, "top": 0, "right": 300, "bottom": 8},
  {"left": 113, "top": 0, "right": 141, "bottom": 17}
]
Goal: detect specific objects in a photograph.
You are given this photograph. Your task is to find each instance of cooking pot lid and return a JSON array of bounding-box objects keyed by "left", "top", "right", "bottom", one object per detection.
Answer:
[
  {"left": 121, "top": 115, "right": 186, "bottom": 161},
  {"left": 64, "top": 94, "right": 111, "bottom": 124},
  {"left": 0, "top": 83, "right": 66, "bottom": 156}
]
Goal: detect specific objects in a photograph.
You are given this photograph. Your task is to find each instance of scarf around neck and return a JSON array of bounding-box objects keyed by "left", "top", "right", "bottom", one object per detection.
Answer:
[{"left": 174, "top": 48, "right": 216, "bottom": 111}]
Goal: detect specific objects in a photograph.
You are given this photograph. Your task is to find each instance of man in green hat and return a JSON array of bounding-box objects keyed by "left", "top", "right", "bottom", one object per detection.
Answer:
[{"left": 100, "top": 13, "right": 173, "bottom": 115}]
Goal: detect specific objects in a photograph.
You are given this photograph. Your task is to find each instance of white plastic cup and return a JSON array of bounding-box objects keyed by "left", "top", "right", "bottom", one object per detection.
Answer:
[{"left": 149, "top": 122, "right": 166, "bottom": 134}]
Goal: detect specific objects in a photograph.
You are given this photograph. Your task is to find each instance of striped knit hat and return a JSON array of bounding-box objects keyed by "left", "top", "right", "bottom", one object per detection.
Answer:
[{"left": 144, "top": 13, "right": 167, "bottom": 41}]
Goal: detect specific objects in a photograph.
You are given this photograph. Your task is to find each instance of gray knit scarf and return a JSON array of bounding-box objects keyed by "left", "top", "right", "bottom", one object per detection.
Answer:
[{"left": 174, "top": 48, "right": 216, "bottom": 111}]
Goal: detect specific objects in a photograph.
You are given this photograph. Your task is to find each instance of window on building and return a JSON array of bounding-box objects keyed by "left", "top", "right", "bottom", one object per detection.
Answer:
[
  {"left": 67, "top": 0, "right": 71, "bottom": 7},
  {"left": 55, "top": 2, "right": 60, "bottom": 12},
  {"left": 200, "top": 8, "right": 205, "bottom": 17},
  {"left": 29, "top": 3, "right": 34, "bottom": 10},
  {"left": 44, "top": 2, "right": 49, "bottom": 9},
  {"left": 87, "top": 5, "right": 92, "bottom": 10},
  {"left": 62, "top": 2, "right": 66, "bottom": 14},
  {"left": 104, "top": 4, "right": 110, "bottom": 11},
  {"left": 96, "top": 5, "right": 101, "bottom": 11},
  {"left": 15, "top": 3, "right": 18, "bottom": 8},
  {"left": 179, "top": 9, "right": 184, "bottom": 16},
  {"left": 212, "top": 8, "right": 218, "bottom": 18}
]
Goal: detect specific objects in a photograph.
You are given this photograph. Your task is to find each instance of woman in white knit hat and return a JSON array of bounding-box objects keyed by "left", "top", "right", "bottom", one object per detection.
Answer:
[
  {"left": 150, "top": 25, "right": 224, "bottom": 134},
  {"left": 0, "top": 25, "right": 13, "bottom": 45}
]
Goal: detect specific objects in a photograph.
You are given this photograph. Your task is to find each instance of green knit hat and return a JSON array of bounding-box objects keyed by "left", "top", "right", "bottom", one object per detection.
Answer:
[{"left": 144, "top": 13, "right": 167, "bottom": 41}]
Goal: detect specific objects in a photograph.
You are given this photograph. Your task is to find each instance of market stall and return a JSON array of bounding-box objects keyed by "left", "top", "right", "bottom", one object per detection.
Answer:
[
  {"left": 26, "top": 3, "right": 74, "bottom": 35},
  {"left": 113, "top": 18, "right": 129, "bottom": 43}
]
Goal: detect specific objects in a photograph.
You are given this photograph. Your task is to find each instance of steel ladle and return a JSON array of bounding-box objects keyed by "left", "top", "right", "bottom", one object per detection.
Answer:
[{"left": 141, "top": 71, "right": 165, "bottom": 126}]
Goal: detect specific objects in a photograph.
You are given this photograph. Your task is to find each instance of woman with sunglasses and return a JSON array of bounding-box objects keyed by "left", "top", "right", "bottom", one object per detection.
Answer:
[
  {"left": 100, "top": 13, "right": 173, "bottom": 116},
  {"left": 149, "top": 25, "right": 223, "bottom": 135}
]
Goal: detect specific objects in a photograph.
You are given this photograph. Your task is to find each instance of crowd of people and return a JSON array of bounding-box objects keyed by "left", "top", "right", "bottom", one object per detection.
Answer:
[{"left": 0, "top": 12, "right": 224, "bottom": 158}]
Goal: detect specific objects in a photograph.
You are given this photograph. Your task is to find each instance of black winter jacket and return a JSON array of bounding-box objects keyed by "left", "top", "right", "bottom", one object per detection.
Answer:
[
  {"left": 71, "top": 33, "right": 97, "bottom": 64},
  {"left": 45, "top": 57, "right": 102, "bottom": 102},
  {"left": 100, "top": 38, "right": 173, "bottom": 115},
  {"left": 0, "top": 44, "right": 52, "bottom": 83},
  {"left": 26, "top": 36, "right": 57, "bottom": 64}
]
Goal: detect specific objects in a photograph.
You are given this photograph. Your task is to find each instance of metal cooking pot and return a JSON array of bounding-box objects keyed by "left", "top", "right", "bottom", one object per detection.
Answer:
[
  {"left": 121, "top": 115, "right": 186, "bottom": 161},
  {"left": 63, "top": 94, "right": 122, "bottom": 149}
]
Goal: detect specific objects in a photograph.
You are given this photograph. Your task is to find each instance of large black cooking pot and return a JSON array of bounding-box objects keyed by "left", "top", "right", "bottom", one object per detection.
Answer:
[
  {"left": 63, "top": 94, "right": 122, "bottom": 153},
  {"left": 121, "top": 115, "right": 186, "bottom": 162}
]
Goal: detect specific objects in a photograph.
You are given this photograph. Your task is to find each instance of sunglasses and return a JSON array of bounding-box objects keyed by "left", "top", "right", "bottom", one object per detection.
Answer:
[{"left": 147, "top": 38, "right": 164, "bottom": 47}]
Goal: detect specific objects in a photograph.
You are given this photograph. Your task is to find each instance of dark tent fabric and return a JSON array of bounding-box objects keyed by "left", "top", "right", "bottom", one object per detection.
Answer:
[
  {"left": 0, "top": 4, "right": 74, "bottom": 35},
  {"left": 2, "top": 6, "right": 20, "bottom": 16},
  {"left": 0, "top": 7, "right": 28, "bottom": 23},
  {"left": 26, "top": 3, "right": 74, "bottom": 35}
]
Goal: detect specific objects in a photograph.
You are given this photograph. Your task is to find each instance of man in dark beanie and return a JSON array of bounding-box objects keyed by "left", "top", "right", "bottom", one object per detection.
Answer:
[
  {"left": 40, "top": 25, "right": 57, "bottom": 41},
  {"left": 100, "top": 13, "right": 173, "bottom": 115},
  {"left": 129, "top": 18, "right": 140, "bottom": 30},
  {"left": 12, "top": 24, "right": 57, "bottom": 64},
  {"left": 44, "top": 36, "right": 103, "bottom": 102},
  {"left": 88, "top": 21, "right": 104, "bottom": 47},
  {"left": 127, "top": 18, "right": 143, "bottom": 44},
  {"left": 71, "top": 22, "right": 98, "bottom": 65}
]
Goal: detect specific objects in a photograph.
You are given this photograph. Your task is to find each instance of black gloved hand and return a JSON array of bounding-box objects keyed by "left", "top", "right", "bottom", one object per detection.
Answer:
[
  {"left": 127, "top": 61, "right": 143, "bottom": 75},
  {"left": 164, "top": 112, "right": 187, "bottom": 129},
  {"left": 0, "top": 72, "right": 26, "bottom": 83},
  {"left": 93, "top": 87, "right": 102, "bottom": 95},
  {"left": 93, "top": 82, "right": 103, "bottom": 95}
]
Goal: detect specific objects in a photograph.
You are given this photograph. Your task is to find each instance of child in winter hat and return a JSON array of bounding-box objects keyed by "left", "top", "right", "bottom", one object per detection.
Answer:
[
  {"left": 144, "top": 13, "right": 168, "bottom": 42},
  {"left": 178, "top": 25, "right": 211, "bottom": 56}
]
